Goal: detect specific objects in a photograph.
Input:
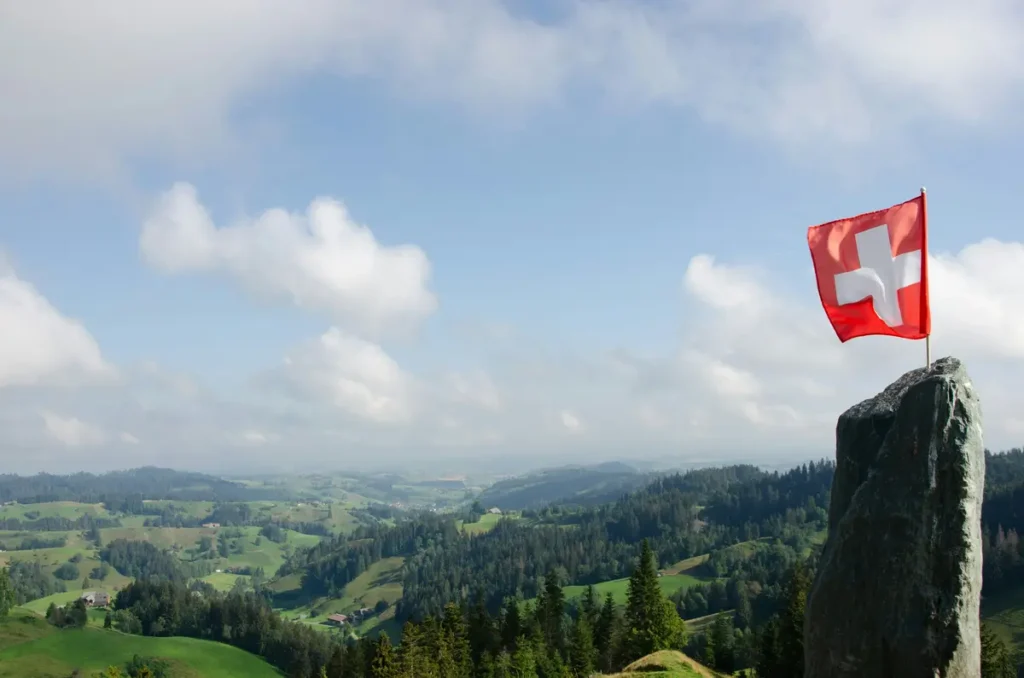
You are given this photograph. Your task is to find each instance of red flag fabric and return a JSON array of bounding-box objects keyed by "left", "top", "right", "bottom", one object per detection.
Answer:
[{"left": 807, "top": 194, "right": 930, "bottom": 343}]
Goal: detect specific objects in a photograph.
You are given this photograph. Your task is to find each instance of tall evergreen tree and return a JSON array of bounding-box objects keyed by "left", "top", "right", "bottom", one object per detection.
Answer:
[
  {"left": 622, "top": 539, "right": 683, "bottom": 663},
  {"left": 469, "top": 591, "right": 499, "bottom": 668},
  {"left": 594, "top": 593, "right": 619, "bottom": 673},
  {"left": 372, "top": 634, "right": 398, "bottom": 678},
  {"left": 0, "top": 568, "right": 14, "bottom": 618},
  {"left": 442, "top": 602, "right": 473, "bottom": 678},
  {"left": 501, "top": 598, "right": 523, "bottom": 654},
  {"left": 777, "top": 561, "right": 809, "bottom": 677},
  {"left": 536, "top": 571, "right": 567, "bottom": 659},
  {"left": 580, "top": 585, "right": 599, "bottom": 629},
  {"left": 756, "top": 617, "right": 781, "bottom": 678},
  {"left": 981, "top": 622, "right": 1016, "bottom": 678},
  {"left": 568, "top": 615, "right": 596, "bottom": 678}
]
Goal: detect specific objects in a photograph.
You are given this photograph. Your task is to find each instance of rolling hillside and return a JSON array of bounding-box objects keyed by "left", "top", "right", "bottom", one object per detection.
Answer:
[
  {"left": 477, "top": 462, "right": 659, "bottom": 510},
  {"left": 0, "top": 610, "right": 282, "bottom": 677}
]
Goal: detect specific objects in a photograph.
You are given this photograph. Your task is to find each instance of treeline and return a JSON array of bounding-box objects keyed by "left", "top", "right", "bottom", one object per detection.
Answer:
[
  {"left": 0, "top": 534, "right": 66, "bottom": 550},
  {"left": 0, "top": 514, "right": 120, "bottom": 532},
  {"left": 7, "top": 561, "right": 67, "bottom": 603},
  {"left": 100, "top": 538, "right": 213, "bottom": 582},
  {"left": 0, "top": 466, "right": 286, "bottom": 505},
  {"left": 280, "top": 513, "right": 461, "bottom": 597},
  {"left": 397, "top": 462, "right": 832, "bottom": 621}
]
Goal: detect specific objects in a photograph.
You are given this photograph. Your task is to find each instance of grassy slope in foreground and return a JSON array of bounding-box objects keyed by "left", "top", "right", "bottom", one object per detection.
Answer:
[
  {"left": 982, "top": 584, "right": 1024, "bottom": 653},
  {"left": 0, "top": 610, "right": 281, "bottom": 678},
  {"left": 603, "top": 650, "right": 725, "bottom": 677}
]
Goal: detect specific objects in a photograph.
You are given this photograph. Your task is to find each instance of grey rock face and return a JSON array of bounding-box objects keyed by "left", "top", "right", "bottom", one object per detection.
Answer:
[{"left": 805, "top": 356, "right": 985, "bottom": 678}]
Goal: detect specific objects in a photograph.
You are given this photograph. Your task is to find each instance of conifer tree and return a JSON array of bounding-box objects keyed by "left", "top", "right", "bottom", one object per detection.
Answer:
[
  {"left": 537, "top": 570, "right": 567, "bottom": 659},
  {"left": 510, "top": 641, "right": 538, "bottom": 678},
  {"left": 981, "top": 622, "right": 1016, "bottom": 678},
  {"left": 594, "top": 592, "right": 619, "bottom": 673},
  {"left": 469, "top": 591, "right": 499, "bottom": 668},
  {"left": 0, "top": 568, "right": 13, "bottom": 618},
  {"left": 501, "top": 598, "right": 523, "bottom": 654},
  {"left": 568, "top": 614, "right": 596, "bottom": 677},
  {"left": 622, "top": 539, "right": 682, "bottom": 662},
  {"left": 777, "top": 561, "right": 809, "bottom": 676},
  {"left": 371, "top": 634, "right": 398, "bottom": 678},
  {"left": 580, "top": 585, "right": 599, "bottom": 629},
  {"left": 442, "top": 602, "right": 473, "bottom": 677},
  {"left": 756, "top": 617, "right": 781, "bottom": 678}
]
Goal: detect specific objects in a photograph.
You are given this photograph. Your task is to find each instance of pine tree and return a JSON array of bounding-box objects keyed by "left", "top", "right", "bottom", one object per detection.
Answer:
[
  {"left": 442, "top": 602, "right": 473, "bottom": 678},
  {"left": 777, "top": 561, "right": 809, "bottom": 677},
  {"left": 536, "top": 570, "right": 567, "bottom": 659},
  {"left": 622, "top": 539, "right": 679, "bottom": 662},
  {"left": 595, "top": 593, "right": 619, "bottom": 673},
  {"left": 708, "top": 613, "right": 735, "bottom": 673},
  {"left": 510, "top": 641, "right": 538, "bottom": 678},
  {"left": 756, "top": 617, "right": 781, "bottom": 678},
  {"left": 568, "top": 615, "right": 596, "bottom": 677},
  {"left": 501, "top": 598, "right": 522, "bottom": 654},
  {"left": 0, "top": 568, "right": 14, "bottom": 618},
  {"left": 469, "top": 591, "right": 499, "bottom": 668},
  {"left": 580, "top": 585, "right": 599, "bottom": 629},
  {"left": 981, "top": 622, "right": 1016, "bottom": 678},
  {"left": 326, "top": 646, "right": 346, "bottom": 678},
  {"left": 372, "top": 634, "right": 399, "bottom": 678}
]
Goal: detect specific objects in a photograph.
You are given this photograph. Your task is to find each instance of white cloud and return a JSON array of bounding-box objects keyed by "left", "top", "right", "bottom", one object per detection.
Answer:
[
  {"left": 0, "top": 265, "right": 111, "bottom": 388},
  {"left": 41, "top": 411, "right": 106, "bottom": 447},
  {"left": 560, "top": 410, "right": 584, "bottom": 434},
  {"left": 140, "top": 182, "right": 436, "bottom": 335},
  {"left": 120, "top": 431, "right": 140, "bottom": 445},
  {"left": 274, "top": 327, "right": 417, "bottom": 424},
  {"left": 445, "top": 370, "right": 503, "bottom": 412},
  {"left": 3, "top": 0, "right": 1023, "bottom": 179}
]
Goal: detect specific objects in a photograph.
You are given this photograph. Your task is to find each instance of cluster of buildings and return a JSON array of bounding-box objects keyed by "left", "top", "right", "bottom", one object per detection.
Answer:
[
  {"left": 325, "top": 606, "right": 375, "bottom": 627},
  {"left": 80, "top": 591, "right": 110, "bottom": 607}
]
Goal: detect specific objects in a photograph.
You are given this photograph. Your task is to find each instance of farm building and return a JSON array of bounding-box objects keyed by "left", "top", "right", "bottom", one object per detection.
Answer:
[
  {"left": 488, "top": 507, "right": 502, "bottom": 514},
  {"left": 327, "top": 614, "right": 348, "bottom": 626},
  {"left": 80, "top": 591, "right": 110, "bottom": 607},
  {"left": 201, "top": 522, "right": 221, "bottom": 528}
]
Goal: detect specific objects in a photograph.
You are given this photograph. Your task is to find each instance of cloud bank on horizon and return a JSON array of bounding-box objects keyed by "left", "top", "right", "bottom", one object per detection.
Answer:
[{"left": 1, "top": 0, "right": 1023, "bottom": 473}]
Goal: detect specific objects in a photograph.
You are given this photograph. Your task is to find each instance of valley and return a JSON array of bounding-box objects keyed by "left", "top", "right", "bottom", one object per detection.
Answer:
[{"left": 0, "top": 452, "right": 1022, "bottom": 676}]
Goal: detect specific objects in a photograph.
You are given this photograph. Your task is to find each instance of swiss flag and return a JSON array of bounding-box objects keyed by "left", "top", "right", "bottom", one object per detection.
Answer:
[{"left": 807, "top": 194, "right": 930, "bottom": 343}]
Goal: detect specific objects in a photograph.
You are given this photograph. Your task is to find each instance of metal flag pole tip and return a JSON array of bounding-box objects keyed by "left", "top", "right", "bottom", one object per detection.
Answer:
[{"left": 921, "top": 186, "right": 930, "bottom": 371}]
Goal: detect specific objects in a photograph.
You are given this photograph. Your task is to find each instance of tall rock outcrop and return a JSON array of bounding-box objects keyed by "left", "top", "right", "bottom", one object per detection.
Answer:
[{"left": 804, "top": 357, "right": 985, "bottom": 678}]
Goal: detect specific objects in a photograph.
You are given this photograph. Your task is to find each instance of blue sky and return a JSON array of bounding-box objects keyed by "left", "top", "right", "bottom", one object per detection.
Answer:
[{"left": 1, "top": 0, "right": 1023, "bottom": 474}]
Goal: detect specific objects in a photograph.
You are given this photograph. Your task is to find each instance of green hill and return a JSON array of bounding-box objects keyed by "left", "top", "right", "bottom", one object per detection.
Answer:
[
  {"left": 603, "top": 650, "right": 725, "bottom": 677},
  {"left": 0, "top": 610, "right": 281, "bottom": 677},
  {"left": 477, "top": 463, "right": 658, "bottom": 510}
]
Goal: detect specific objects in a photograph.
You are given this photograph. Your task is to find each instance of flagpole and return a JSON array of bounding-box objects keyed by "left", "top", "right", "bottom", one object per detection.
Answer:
[{"left": 921, "top": 186, "right": 931, "bottom": 370}]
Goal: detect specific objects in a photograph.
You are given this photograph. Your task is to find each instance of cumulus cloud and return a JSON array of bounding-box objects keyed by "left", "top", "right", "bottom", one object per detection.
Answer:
[
  {"left": 671, "top": 237, "right": 1024, "bottom": 450},
  {"left": 271, "top": 327, "right": 417, "bottom": 424},
  {"left": 140, "top": 183, "right": 436, "bottom": 335},
  {"left": 0, "top": 264, "right": 111, "bottom": 388},
  {"left": 3, "top": 0, "right": 1023, "bottom": 178},
  {"left": 560, "top": 410, "right": 584, "bottom": 434},
  {"left": 41, "top": 411, "right": 107, "bottom": 447}
]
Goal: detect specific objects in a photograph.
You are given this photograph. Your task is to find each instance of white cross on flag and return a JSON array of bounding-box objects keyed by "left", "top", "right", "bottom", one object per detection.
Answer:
[{"left": 807, "top": 193, "right": 931, "bottom": 343}]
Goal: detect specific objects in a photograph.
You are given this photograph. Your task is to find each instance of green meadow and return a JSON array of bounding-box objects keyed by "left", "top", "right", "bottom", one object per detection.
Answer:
[{"left": 0, "top": 610, "right": 282, "bottom": 678}]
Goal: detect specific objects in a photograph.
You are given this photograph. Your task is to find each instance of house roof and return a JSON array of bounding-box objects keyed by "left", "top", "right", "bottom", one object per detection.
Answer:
[{"left": 327, "top": 614, "right": 348, "bottom": 622}]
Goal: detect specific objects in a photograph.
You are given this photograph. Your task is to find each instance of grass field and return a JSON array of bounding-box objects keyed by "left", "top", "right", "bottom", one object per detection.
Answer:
[
  {"left": 0, "top": 610, "right": 282, "bottom": 677},
  {"left": 563, "top": 573, "right": 706, "bottom": 605},
  {"left": 603, "top": 650, "right": 724, "bottom": 677},
  {"left": 0, "top": 502, "right": 111, "bottom": 521},
  {"left": 279, "top": 557, "right": 405, "bottom": 636},
  {"left": 982, "top": 586, "right": 1024, "bottom": 653},
  {"left": 202, "top": 572, "right": 252, "bottom": 592},
  {"left": 457, "top": 512, "right": 518, "bottom": 535}
]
